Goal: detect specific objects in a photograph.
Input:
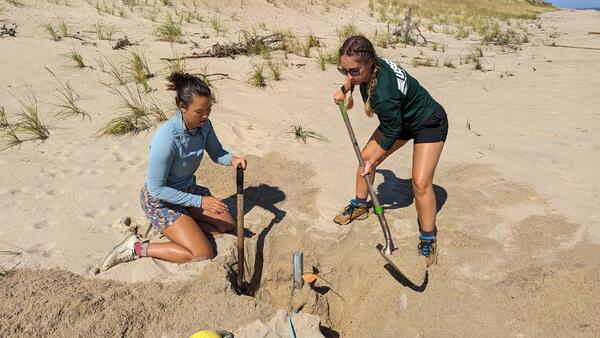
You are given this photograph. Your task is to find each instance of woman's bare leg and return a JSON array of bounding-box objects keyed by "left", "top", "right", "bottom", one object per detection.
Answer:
[
  {"left": 412, "top": 141, "right": 445, "bottom": 233},
  {"left": 187, "top": 206, "right": 235, "bottom": 235},
  {"left": 146, "top": 214, "right": 214, "bottom": 262},
  {"left": 355, "top": 129, "right": 408, "bottom": 199}
]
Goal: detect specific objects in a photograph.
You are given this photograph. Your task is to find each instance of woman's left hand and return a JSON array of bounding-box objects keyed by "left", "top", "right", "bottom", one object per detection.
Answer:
[
  {"left": 231, "top": 156, "right": 247, "bottom": 170},
  {"left": 360, "top": 159, "right": 374, "bottom": 177}
]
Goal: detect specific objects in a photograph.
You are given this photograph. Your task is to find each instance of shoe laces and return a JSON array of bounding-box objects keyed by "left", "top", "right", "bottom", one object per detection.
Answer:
[
  {"left": 342, "top": 199, "right": 365, "bottom": 216},
  {"left": 341, "top": 203, "right": 356, "bottom": 216},
  {"left": 418, "top": 235, "right": 435, "bottom": 257}
]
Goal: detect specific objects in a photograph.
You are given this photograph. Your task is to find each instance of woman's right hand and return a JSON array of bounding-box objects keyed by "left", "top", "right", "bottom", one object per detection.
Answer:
[
  {"left": 333, "top": 88, "right": 346, "bottom": 105},
  {"left": 201, "top": 196, "right": 228, "bottom": 214}
]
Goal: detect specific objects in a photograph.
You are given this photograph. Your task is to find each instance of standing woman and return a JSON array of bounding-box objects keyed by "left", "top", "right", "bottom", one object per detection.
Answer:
[
  {"left": 100, "top": 73, "right": 247, "bottom": 270},
  {"left": 333, "top": 36, "right": 448, "bottom": 266}
]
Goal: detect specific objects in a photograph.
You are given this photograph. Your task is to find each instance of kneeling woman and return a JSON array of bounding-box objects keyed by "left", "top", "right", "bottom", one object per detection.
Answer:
[{"left": 101, "top": 73, "right": 246, "bottom": 270}]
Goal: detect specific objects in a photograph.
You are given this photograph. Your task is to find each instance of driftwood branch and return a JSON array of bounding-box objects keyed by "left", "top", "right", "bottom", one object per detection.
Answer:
[
  {"left": 160, "top": 53, "right": 214, "bottom": 61},
  {"left": 161, "top": 31, "right": 285, "bottom": 61},
  {"left": 391, "top": 6, "right": 427, "bottom": 46},
  {"left": 549, "top": 43, "right": 600, "bottom": 51}
]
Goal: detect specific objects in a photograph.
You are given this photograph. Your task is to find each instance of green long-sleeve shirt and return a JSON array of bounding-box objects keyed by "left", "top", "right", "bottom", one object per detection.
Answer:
[{"left": 359, "top": 57, "right": 438, "bottom": 150}]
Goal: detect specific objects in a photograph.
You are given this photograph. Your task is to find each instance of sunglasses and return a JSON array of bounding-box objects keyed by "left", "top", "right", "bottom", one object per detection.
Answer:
[{"left": 337, "top": 66, "right": 361, "bottom": 77}]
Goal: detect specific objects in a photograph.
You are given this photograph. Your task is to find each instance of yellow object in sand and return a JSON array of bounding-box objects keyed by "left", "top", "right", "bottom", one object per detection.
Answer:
[{"left": 190, "top": 330, "right": 222, "bottom": 338}]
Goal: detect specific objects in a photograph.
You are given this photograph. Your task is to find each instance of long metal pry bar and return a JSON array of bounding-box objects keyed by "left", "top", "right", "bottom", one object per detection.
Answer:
[{"left": 337, "top": 101, "right": 395, "bottom": 255}]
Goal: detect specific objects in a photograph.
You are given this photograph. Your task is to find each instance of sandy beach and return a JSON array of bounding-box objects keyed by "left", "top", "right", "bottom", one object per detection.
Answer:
[{"left": 1, "top": 0, "right": 599, "bottom": 336}]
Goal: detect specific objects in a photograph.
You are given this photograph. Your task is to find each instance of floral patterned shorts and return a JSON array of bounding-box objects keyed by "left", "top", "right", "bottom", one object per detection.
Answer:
[{"left": 140, "top": 184, "right": 212, "bottom": 232}]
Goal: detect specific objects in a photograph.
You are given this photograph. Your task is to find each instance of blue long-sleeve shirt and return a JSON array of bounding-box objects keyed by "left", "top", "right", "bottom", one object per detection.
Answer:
[{"left": 146, "top": 111, "right": 232, "bottom": 208}]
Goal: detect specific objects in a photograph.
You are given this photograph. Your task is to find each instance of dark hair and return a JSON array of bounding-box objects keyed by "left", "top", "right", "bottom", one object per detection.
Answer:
[
  {"left": 338, "top": 36, "right": 379, "bottom": 117},
  {"left": 166, "top": 73, "right": 212, "bottom": 108}
]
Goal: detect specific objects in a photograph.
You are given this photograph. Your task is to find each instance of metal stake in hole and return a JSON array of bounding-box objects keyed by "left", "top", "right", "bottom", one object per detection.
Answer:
[{"left": 292, "top": 251, "right": 303, "bottom": 289}]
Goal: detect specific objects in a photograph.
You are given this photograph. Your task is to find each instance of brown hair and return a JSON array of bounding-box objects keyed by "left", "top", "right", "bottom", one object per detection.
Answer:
[
  {"left": 166, "top": 72, "right": 212, "bottom": 109},
  {"left": 338, "top": 35, "right": 379, "bottom": 117}
]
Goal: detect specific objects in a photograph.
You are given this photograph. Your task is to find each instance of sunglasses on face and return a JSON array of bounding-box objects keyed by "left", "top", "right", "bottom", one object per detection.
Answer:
[{"left": 337, "top": 66, "right": 361, "bottom": 77}]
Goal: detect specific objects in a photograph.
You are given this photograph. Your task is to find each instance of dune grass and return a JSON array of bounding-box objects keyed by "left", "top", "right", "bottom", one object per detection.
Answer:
[
  {"left": 165, "top": 52, "right": 189, "bottom": 77},
  {"left": 0, "top": 124, "right": 22, "bottom": 150},
  {"left": 336, "top": 24, "right": 359, "bottom": 43},
  {"left": 369, "top": 0, "right": 549, "bottom": 46},
  {"left": 98, "top": 55, "right": 127, "bottom": 85},
  {"left": 95, "top": 22, "right": 117, "bottom": 40},
  {"left": 64, "top": 47, "right": 86, "bottom": 68},
  {"left": 45, "top": 67, "right": 88, "bottom": 121},
  {"left": 155, "top": 15, "right": 182, "bottom": 44},
  {"left": 0, "top": 106, "right": 22, "bottom": 150},
  {"left": 268, "top": 61, "right": 282, "bottom": 81},
  {"left": 15, "top": 92, "right": 50, "bottom": 141},
  {"left": 315, "top": 48, "right": 327, "bottom": 71},
  {"left": 0, "top": 106, "right": 9, "bottom": 128},
  {"left": 287, "top": 122, "right": 328, "bottom": 144},
  {"left": 0, "top": 250, "right": 21, "bottom": 277},
  {"left": 44, "top": 23, "right": 61, "bottom": 41},
  {"left": 443, "top": 57, "right": 456, "bottom": 68},
  {"left": 210, "top": 15, "right": 227, "bottom": 37},
  {"left": 97, "top": 84, "right": 166, "bottom": 137},
  {"left": 248, "top": 64, "right": 267, "bottom": 88},
  {"left": 126, "top": 49, "right": 153, "bottom": 92},
  {"left": 373, "top": 29, "right": 393, "bottom": 48},
  {"left": 6, "top": 0, "right": 24, "bottom": 7},
  {"left": 370, "top": 0, "right": 549, "bottom": 25},
  {"left": 412, "top": 56, "right": 437, "bottom": 67},
  {"left": 57, "top": 18, "right": 70, "bottom": 38}
]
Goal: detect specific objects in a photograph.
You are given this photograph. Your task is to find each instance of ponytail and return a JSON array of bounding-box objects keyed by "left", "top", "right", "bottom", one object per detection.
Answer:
[{"left": 166, "top": 72, "right": 212, "bottom": 108}]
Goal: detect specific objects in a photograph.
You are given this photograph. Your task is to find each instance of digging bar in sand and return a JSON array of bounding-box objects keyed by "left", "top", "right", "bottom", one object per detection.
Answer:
[
  {"left": 337, "top": 101, "right": 397, "bottom": 259},
  {"left": 236, "top": 164, "right": 246, "bottom": 290}
]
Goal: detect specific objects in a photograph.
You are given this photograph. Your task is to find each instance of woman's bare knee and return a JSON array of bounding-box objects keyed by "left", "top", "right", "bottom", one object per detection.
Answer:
[
  {"left": 412, "top": 177, "right": 432, "bottom": 196},
  {"left": 189, "top": 246, "right": 214, "bottom": 261}
]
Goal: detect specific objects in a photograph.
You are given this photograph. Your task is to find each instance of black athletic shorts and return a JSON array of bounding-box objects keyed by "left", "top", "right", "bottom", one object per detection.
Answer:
[{"left": 398, "top": 104, "right": 448, "bottom": 143}]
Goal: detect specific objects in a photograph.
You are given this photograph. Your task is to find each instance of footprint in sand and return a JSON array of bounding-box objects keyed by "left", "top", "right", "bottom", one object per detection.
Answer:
[
  {"left": 84, "top": 210, "right": 108, "bottom": 218},
  {"left": 32, "top": 220, "right": 48, "bottom": 229},
  {"left": 9, "top": 188, "right": 24, "bottom": 195},
  {"left": 232, "top": 124, "right": 246, "bottom": 140},
  {"left": 26, "top": 244, "right": 60, "bottom": 258}
]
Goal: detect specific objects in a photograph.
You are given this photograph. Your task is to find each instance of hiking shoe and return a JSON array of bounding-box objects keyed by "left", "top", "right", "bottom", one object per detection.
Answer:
[
  {"left": 417, "top": 235, "right": 437, "bottom": 267},
  {"left": 333, "top": 199, "right": 369, "bottom": 225},
  {"left": 100, "top": 232, "right": 139, "bottom": 271}
]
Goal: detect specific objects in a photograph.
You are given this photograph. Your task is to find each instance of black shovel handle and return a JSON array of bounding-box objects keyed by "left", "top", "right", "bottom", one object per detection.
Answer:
[
  {"left": 236, "top": 163, "right": 244, "bottom": 193},
  {"left": 236, "top": 163, "right": 245, "bottom": 288}
]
